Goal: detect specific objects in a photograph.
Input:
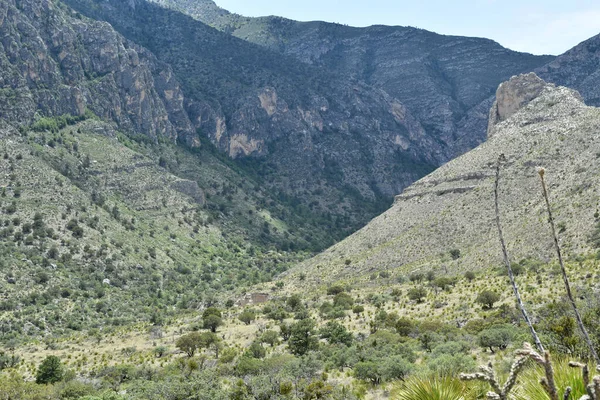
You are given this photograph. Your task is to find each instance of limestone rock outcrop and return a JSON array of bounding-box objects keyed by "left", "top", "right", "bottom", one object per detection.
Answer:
[{"left": 488, "top": 73, "right": 551, "bottom": 137}]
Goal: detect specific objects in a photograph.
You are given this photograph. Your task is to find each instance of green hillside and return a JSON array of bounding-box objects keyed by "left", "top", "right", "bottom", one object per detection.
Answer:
[{"left": 0, "top": 116, "right": 315, "bottom": 341}]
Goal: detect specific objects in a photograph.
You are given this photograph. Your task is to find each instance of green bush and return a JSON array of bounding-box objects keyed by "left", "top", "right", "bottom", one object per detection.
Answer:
[
  {"left": 475, "top": 290, "right": 500, "bottom": 309},
  {"left": 36, "top": 355, "right": 64, "bottom": 384},
  {"left": 477, "top": 326, "right": 514, "bottom": 353},
  {"left": 408, "top": 286, "right": 427, "bottom": 303}
]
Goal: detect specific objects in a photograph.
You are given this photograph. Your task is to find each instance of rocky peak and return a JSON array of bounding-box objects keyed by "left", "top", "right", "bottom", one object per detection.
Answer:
[{"left": 487, "top": 73, "right": 584, "bottom": 137}]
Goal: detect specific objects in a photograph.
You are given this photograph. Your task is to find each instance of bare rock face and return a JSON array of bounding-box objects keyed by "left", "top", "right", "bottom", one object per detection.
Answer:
[
  {"left": 0, "top": 0, "right": 195, "bottom": 143},
  {"left": 148, "top": 0, "right": 554, "bottom": 161},
  {"left": 488, "top": 73, "right": 552, "bottom": 137},
  {"left": 63, "top": 0, "right": 448, "bottom": 202},
  {"left": 537, "top": 33, "right": 600, "bottom": 107}
]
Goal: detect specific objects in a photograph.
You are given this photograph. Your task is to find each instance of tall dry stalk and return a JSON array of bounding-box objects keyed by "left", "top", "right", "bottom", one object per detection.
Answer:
[
  {"left": 494, "top": 154, "right": 545, "bottom": 353},
  {"left": 537, "top": 167, "right": 600, "bottom": 364}
]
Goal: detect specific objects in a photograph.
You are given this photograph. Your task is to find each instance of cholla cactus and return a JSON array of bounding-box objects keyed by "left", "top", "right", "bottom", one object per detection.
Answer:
[
  {"left": 567, "top": 362, "right": 600, "bottom": 400},
  {"left": 461, "top": 343, "right": 559, "bottom": 400},
  {"left": 460, "top": 356, "right": 528, "bottom": 400},
  {"left": 515, "top": 342, "right": 559, "bottom": 400},
  {"left": 461, "top": 343, "right": 600, "bottom": 400}
]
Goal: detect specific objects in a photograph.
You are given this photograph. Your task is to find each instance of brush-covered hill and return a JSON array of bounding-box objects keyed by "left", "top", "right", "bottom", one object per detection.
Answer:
[
  {"left": 0, "top": 114, "right": 329, "bottom": 339},
  {"left": 279, "top": 73, "right": 600, "bottom": 289},
  {"left": 150, "top": 0, "right": 554, "bottom": 157}
]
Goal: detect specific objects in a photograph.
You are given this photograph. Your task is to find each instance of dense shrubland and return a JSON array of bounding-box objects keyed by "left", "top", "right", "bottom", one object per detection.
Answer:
[{"left": 3, "top": 248, "right": 600, "bottom": 398}]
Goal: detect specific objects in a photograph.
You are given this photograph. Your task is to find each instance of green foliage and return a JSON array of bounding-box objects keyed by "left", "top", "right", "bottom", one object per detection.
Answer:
[
  {"left": 288, "top": 319, "right": 318, "bottom": 356},
  {"left": 246, "top": 342, "right": 266, "bottom": 359},
  {"left": 30, "top": 111, "right": 95, "bottom": 133},
  {"left": 319, "top": 321, "right": 353, "bottom": 346},
  {"left": 449, "top": 249, "right": 461, "bottom": 260},
  {"left": 176, "top": 332, "right": 203, "bottom": 357},
  {"left": 354, "top": 361, "right": 383, "bottom": 384},
  {"left": 332, "top": 292, "right": 354, "bottom": 309},
  {"left": 286, "top": 294, "right": 303, "bottom": 311},
  {"left": 464, "top": 271, "right": 476, "bottom": 281},
  {"left": 352, "top": 305, "right": 365, "bottom": 314},
  {"left": 203, "top": 308, "right": 223, "bottom": 332},
  {"left": 326, "top": 285, "right": 345, "bottom": 295},
  {"left": 477, "top": 326, "right": 514, "bottom": 353},
  {"left": 395, "top": 317, "right": 415, "bottom": 337},
  {"left": 259, "top": 330, "right": 280, "bottom": 347},
  {"left": 432, "top": 276, "right": 454, "bottom": 291},
  {"left": 36, "top": 355, "right": 64, "bottom": 384},
  {"left": 426, "top": 353, "right": 476, "bottom": 376},
  {"left": 513, "top": 358, "right": 592, "bottom": 400},
  {"left": 394, "top": 376, "right": 479, "bottom": 400},
  {"left": 355, "top": 356, "right": 413, "bottom": 384},
  {"left": 238, "top": 310, "right": 256, "bottom": 325},
  {"left": 475, "top": 290, "right": 500, "bottom": 309},
  {"left": 408, "top": 286, "right": 427, "bottom": 303}
]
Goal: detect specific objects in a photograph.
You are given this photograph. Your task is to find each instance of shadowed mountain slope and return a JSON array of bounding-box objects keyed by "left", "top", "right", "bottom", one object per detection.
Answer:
[{"left": 151, "top": 0, "right": 555, "bottom": 157}]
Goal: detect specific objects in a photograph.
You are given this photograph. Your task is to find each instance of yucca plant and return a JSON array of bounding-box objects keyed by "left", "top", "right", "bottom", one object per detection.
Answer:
[
  {"left": 393, "top": 376, "right": 485, "bottom": 400},
  {"left": 462, "top": 160, "right": 600, "bottom": 400}
]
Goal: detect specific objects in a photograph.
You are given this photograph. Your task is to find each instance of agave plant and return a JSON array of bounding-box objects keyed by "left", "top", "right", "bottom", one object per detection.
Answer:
[{"left": 393, "top": 376, "right": 485, "bottom": 400}]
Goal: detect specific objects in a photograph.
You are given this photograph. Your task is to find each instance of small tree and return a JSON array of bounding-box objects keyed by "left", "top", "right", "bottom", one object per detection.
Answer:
[
  {"left": 203, "top": 307, "right": 223, "bottom": 333},
  {"left": 153, "top": 346, "right": 167, "bottom": 358},
  {"left": 288, "top": 319, "right": 318, "bottom": 356},
  {"left": 477, "top": 327, "right": 514, "bottom": 353},
  {"left": 199, "top": 332, "right": 221, "bottom": 358},
  {"left": 259, "top": 330, "right": 279, "bottom": 347},
  {"left": 333, "top": 292, "right": 354, "bottom": 309},
  {"left": 464, "top": 271, "right": 476, "bottom": 281},
  {"left": 354, "top": 361, "right": 382, "bottom": 384},
  {"left": 476, "top": 290, "right": 500, "bottom": 309},
  {"left": 246, "top": 342, "right": 266, "bottom": 359},
  {"left": 319, "top": 321, "right": 353, "bottom": 346},
  {"left": 36, "top": 355, "right": 64, "bottom": 384},
  {"left": 450, "top": 249, "right": 461, "bottom": 260},
  {"left": 176, "top": 332, "right": 203, "bottom": 357},
  {"left": 238, "top": 310, "right": 256, "bottom": 325},
  {"left": 286, "top": 294, "right": 303, "bottom": 311},
  {"left": 395, "top": 317, "right": 415, "bottom": 337},
  {"left": 407, "top": 287, "right": 427, "bottom": 303}
]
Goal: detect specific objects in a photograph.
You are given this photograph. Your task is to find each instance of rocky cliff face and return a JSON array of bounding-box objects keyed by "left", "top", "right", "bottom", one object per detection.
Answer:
[
  {"left": 0, "top": 0, "right": 194, "bottom": 143},
  {"left": 283, "top": 74, "right": 600, "bottom": 286},
  {"left": 537, "top": 33, "right": 600, "bottom": 106},
  {"left": 487, "top": 72, "right": 551, "bottom": 137},
  {"left": 62, "top": 0, "right": 446, "bottom": 208},
  {"left": 151, "top": 0, "right": 555, "bottom": 160}
]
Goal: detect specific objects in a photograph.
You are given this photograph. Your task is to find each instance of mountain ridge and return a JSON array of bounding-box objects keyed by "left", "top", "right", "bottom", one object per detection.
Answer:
[
  {"left": 278, "top": 73, "right": 600, "bottom": 288},
  {"left": 151, "top": 0, "right": 555, "bottom": 159}
]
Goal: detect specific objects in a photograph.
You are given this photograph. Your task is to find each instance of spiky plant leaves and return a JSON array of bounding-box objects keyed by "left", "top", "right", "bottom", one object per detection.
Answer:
[
  {"left": 513, "top": 359, "right": 592, "bottom": 400},
  {"left": 393, "top": 376, "right": 485, "bottom": 400}
]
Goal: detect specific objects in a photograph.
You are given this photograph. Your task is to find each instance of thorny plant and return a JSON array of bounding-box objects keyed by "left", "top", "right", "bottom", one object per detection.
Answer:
[{"left": 460, "top": 156, "right": 600, "bottom": 399}]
